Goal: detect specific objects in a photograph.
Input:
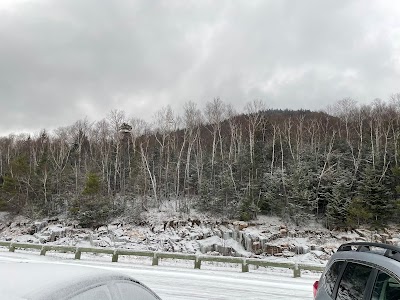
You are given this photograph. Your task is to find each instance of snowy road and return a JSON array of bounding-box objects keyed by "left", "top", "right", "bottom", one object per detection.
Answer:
[{"left": 0, "top": 251, "right": 319, "bottom": 299}]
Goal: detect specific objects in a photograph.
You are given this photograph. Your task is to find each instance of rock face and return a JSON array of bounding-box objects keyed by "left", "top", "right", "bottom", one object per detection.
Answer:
[{"left": 1, "top": 215, "right": 398, "bottom": 261}]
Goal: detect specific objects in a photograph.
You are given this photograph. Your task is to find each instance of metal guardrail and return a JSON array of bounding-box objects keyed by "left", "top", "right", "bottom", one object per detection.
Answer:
[{"left": 0, "top": 241, "right": 324, "bottom": 277}]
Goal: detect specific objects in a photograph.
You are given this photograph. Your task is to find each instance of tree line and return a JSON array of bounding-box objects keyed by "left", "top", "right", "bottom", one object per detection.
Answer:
[{"left": 1, "top": 96, "right": 400, "bottom": 229}]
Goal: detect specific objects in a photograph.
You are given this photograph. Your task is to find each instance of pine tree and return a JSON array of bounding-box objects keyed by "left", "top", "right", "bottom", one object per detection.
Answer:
[
  {"left": 82, "top": 173, "right": 101, "bottom": 195},
  {"left": 326, "top": 169, "right": 352, "bottom": 229},
  {"left": 260, "top": 171, "right": 285, "bottom": 216},
  {"left": 74, "top": 172, "right": 111, "bottom": 228},
  {"left": 357, "top": 166, "right": 392, "bottom": 228},
  {"left": 285, "top": 161, "right": 318, "bottom": 225}
]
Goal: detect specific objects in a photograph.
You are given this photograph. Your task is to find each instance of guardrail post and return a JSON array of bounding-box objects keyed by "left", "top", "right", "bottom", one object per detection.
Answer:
[
  {"left": 112, "top": 250, "right": 118, "bottom": 262},
  {"left": 40, "top": 246, "right": 47, "bottom": 256},
  {"left": 9, "top": 243, "right": 15, "bottom": 252},
  {"left": 293, "top": 263, "right": 301, "bottom": 278},
  {"left": 152, "top": 253, "right": 159, "bottom": 266},
  {"left": 242, "top": 258, "right": 249, "bottom": 273},
  {"left": 74, "top": 248, "right": 81, "bottom": 260},
  {"left": 194, "top": 257, "right": 201, "bottom": 269}
]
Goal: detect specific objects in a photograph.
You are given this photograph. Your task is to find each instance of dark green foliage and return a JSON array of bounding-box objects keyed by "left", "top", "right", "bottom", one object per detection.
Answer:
[
  {"left": 0, "top": 175, "right": 17, "bottom": 194},
  {"left": 0, "top": 175, "right": 25, "bottom": 213},
  {"left": 356, "top": 166, "right": 393, "bottom": 228},
  {"left": 11, "top": 155, "right": 30, "bottom": 178},
  {"left": 239, "top": 196, "right": 260, "bottom": 221},
  {"left": 76, "top": 197, "right": 112, "bottom": 228},
  {"left": 82, "top": 173, "right": 101, "bottom": 195},
  {"left": 71, "top": 172, "right": 112, "bottom": 228},
  {"left": 0, "top": 199, "right": 7, "bottom": 211},
  {"left": 326, "top": 169, "right": 352, "bottom": 229},
  {"left": 347, "top": 197, "right": 373, "bottom": 228},
  {"left": 285, "top": 162, "right": 318, "bottom": 225},
  {"left": 198, "top": 173, "right": 236, "bottom": 217},
  {"left": 259, "top": 172, "right": 286, "bottom": 216}
]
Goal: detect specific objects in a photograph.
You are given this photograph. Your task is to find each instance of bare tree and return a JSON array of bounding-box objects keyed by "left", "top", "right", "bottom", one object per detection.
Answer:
[
  {"left": 245, "top": 100, "right": 266, "bottom": 165},
  {"left": 107, "top": 110, "right": 126, "bottom": 195},
  {"left": 205, "top": 98, "right": 227, "bottom": 168}
]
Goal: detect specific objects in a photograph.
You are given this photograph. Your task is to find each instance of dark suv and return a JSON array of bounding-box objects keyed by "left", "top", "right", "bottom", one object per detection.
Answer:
[{"left": 314, "top": 242, "right": 400, "bottom": 300}]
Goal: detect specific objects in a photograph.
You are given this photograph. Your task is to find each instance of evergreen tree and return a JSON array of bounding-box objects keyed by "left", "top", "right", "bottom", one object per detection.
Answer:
[
  {"left": 389, "top": 166, "right": 400, "bottom": 222},
  {"left": 357, "top": 166, "right": 392, "bottom": 228},
  {"left": 82, "top": 173, "right": 101, "bottom": 195},
  {"left": 0, "top": 175, "right": 25, "bottom": 213},
  {"left": 73, "top": 172, "right": 111, "bottom": 228},
  {"left": 285, "top": 161, "right": 317, "bottom": 225},
  {"left": 326, "top": 169, "right": 352, "bottom": 229},
  {"left": 347, "top": 197, "right": 373, "bottom": 228},
  {"left": 260, "top": 171, "right": 285, "bottom": 216}
]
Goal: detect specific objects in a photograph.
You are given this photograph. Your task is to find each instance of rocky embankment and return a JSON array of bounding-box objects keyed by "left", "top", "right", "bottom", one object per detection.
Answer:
[{"left": 1, "top": 215, "right": 399, "bottom": 263}]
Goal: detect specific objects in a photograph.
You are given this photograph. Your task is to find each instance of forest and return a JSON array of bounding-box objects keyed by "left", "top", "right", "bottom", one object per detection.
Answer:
[{"left": 1, "top": 96, "right": 400, "bottom": 230}]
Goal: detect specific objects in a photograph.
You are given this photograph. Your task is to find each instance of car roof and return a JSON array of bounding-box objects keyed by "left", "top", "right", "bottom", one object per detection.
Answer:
[
  {"left": 0, "top": 261, "right": 146, "bottom": 300},
  {"left": 328, "top": 250, "right": 400, "bottom": 279}
]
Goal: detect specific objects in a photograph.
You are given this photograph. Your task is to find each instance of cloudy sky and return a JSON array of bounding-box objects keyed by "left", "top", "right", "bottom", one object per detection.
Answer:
[{"left": 0, "top": 0, "right": 399, "bottom": 135}]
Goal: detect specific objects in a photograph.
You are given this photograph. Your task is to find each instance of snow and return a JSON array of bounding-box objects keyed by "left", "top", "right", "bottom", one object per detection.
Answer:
[
  {"left": 0, "top": 250, "right": 320, "bottom": 300},
  {"left": 13, "top": 234, "right": 40, "bottom": 243}
]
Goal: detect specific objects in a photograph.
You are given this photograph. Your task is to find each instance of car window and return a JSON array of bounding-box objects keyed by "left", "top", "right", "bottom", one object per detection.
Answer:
[
  {"left": 371, "top": 271, "right": 400, "bottom": 300},
  {"left": 69, "top": 285, "right": 112, "bottom": 300},
  {"left": 116, "top": 282, "right": 158, "bottom": 300},
  {"left": 324, "top": 261, "right": 345, "bottom": 297},
  {"left": 336, "top": 262, "right": 373, "bottom": 300}
]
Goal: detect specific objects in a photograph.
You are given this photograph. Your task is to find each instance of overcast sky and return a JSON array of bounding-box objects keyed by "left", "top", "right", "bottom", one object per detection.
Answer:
[{"left": 0, "top": 0, "right": 399, "bottom": 135}]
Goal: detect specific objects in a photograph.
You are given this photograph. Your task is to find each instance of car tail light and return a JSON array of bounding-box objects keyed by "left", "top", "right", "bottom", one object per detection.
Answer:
[{"left": 313, "top": 281, "right": 319, "bottom": 299}]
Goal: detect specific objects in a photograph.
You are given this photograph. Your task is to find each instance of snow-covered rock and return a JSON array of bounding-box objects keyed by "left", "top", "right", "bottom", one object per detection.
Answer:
[
  {"left": 2, "top": 213, "right": 400, "bottom": 265},
  {"left": 13, "top": 234, "right": 39, "bottom": 243},
  {"left": 197, "top": 236, "right": 251, "bottom": 257},
  {"left": 46, "top": 225, "right": 67, "bottom": 242}
]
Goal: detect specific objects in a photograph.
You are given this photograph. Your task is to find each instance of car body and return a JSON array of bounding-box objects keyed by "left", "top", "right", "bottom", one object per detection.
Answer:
[
  {"left": 0, "top": 261, "right": 162, "bottom": 300},
  {"left": 314, "top": 242, "right": 400, "bottom": 300}
]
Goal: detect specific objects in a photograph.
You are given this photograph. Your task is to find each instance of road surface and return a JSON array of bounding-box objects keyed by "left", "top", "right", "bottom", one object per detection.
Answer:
[{"left": 0, "top": 250, "right": 319, "bottom": 299}]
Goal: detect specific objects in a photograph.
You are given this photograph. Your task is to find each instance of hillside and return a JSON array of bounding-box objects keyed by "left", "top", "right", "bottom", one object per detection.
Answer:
[{"left": 1, "top": 99, "right": 400, "bottom": 230}]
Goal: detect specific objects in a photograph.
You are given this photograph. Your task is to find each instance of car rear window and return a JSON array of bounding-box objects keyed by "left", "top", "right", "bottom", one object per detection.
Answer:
[
  {"left": 336, "top": 262, "right": 373, "bottom": 300},
  {"left": 324, "top": 261, "right": 345, "bottom": 297}
]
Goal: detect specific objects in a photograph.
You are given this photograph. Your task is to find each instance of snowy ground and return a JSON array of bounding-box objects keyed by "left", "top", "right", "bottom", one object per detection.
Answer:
[{"left": 0, "top": 249, "right": 320, "bottom": 299}]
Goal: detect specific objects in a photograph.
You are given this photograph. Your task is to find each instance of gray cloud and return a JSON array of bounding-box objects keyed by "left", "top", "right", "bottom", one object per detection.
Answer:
[{"left": 0, "top": 0, "right": 399, "bottom": 135}]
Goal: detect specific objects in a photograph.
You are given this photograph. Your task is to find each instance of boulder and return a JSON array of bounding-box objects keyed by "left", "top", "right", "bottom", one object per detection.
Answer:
[
  {"left": 355, "top": 229, "right": 370, "bottom": 238},
  {"left": 289, "top": 245, "right": 310, "bottom": 254},
  {"left": 282, "top": 250, "right": 295, "bottom": 258},
  {"left": 48, "top": 225, "right": 67, "bottom": 242},
  {"left": 373, "top": 233, "right": 382, "bottom": 242},
  {"left": 34, "top": 221, "right": 48, "bottom": 232},
  {"left": 380, "top": 233, "right": 389, "bottom": 243},
  {"left": 264, "top": 244, "right": 282, "bottom": 255},
  {"left": 14, "top": 235, "right": 39, "bottom": 243},
  {"left": 233, "top": 221, "right": 248, "bottom": 231},
  {"left": 252, "top": 241, "right": 262, "bottom": 255}
]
